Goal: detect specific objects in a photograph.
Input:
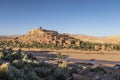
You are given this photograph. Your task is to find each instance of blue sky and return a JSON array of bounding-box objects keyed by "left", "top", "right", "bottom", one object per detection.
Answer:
[{"left": 0, "top": 0, "right": 120, "bottom": 36}]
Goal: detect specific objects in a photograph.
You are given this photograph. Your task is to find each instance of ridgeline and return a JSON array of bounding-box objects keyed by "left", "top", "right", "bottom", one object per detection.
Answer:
[{"left": 0, "top": 27, "right": 120, "bottom": 51}]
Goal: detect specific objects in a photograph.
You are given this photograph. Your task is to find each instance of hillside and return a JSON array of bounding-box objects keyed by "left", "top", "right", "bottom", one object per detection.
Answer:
[
  {"left": 0, "top": 27, "right": 120, "bottom": 46},
  {"left": 18, "top": 27, "right": 120, "bottom": 44},
  {"left": 19, "top": 27, "right": 80, "bottom": 46},
  {"left": 1, "top": 27, "right": 120, "bottom": 45},
  {"left": 1, "top": 27, "right": 120, "bottom": 50},
  {"left": 66, "top": 34, "right": 120, "bottom": 44}
]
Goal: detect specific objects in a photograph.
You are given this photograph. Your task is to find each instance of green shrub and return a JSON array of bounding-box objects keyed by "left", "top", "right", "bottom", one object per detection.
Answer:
[
  {"left": 0, "top": 52, "right": 4, "bottom": 59},
  {"left": 53, "top": 68, "right": 69, "bottom": 80}
]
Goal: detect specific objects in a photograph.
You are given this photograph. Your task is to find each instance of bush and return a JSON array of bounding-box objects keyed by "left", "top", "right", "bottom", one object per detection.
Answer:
[
  {"left": 0, "top": 52, "right": 4, "bottom": 59},
  {"left": 53, "top": 68, "right": 69, "bottom": 80},
  {"left": 12, "top": 60, "right": 24, "bottom": 69},
  {"left": 0, "top": 63, "right": 9, "bottom": 80},
  {"left": 34, "top": 67, "right": 49, "bottom": 77},
  {"left": 0, "top": 48, "right": 74, "bottom": 80}
]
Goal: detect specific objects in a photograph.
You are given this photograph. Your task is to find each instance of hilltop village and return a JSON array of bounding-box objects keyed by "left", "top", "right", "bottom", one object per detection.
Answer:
[{"left": 0, "top": 27, "right": 119, "bottom": 51}]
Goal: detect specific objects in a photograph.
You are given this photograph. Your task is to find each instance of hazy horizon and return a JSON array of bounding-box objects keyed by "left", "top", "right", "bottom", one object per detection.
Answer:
[{"left": 0, "top": 0, "right": 120, "bottom": 36}]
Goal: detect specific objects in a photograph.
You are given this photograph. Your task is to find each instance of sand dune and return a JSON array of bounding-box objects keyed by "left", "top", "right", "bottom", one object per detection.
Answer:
[{"left": 67, "top": 34, "right": 120, "bottom": 44}]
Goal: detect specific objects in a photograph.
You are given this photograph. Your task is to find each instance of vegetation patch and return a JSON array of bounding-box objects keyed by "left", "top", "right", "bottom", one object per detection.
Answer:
[{"left": 0, "top": 48, "right": 78, "bottom": 80}]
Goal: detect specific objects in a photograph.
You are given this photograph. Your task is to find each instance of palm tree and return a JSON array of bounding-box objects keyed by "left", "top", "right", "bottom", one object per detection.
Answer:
[{"left": 57, "top": 52, "right": 63, "bottom": 63}]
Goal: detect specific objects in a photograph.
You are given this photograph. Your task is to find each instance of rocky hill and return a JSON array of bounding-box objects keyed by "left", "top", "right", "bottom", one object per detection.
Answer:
[
  {"left": 18, "top": 27, "right": 120, "bottom": 45},
  {"left": 1, "top": 27, "right": 120, "bottom": 46},
  {"left": 19, "top": 27, "right": 80, "bottom": 46}
]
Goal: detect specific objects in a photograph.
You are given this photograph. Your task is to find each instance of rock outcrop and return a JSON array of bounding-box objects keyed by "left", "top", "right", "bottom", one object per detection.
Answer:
[{"left": 19, "top": 27, "right": 80, "bottom": 46}]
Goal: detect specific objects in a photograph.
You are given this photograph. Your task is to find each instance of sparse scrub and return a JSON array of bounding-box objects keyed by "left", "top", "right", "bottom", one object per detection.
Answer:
[{"left": 0, "top": 48, "right": 74, "bottom": 80}]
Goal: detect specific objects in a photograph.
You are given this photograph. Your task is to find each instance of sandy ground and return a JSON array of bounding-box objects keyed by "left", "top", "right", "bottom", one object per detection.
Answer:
[
  {"left": 49, "top": 51, "right": 120, "bottom": 66},
  {"left": 59, "top": 51, "right": 120, "bottom": 62},
  {"left": 13, "top": 48, "right": 120, "bottom": 65},
  {"left": 20, "top": 48, "right": 120, "bottom": 62},
  {"left": 26, "top": 49, "right": 120, "bottom": 66}
]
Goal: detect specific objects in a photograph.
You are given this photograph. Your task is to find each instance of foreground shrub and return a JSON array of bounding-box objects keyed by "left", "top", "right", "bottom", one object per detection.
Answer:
[
  {"left": 53, "top": 68, "right": 69, "bottom": 80},
  {"left": 0, "top": 63, "right": 9, "bottom": 80},
  {"left": 0, "top": 52, "right": 4, "bottom": 59},
  {"left": 0, "top": 48, "right": 75, "bottom": 80}
]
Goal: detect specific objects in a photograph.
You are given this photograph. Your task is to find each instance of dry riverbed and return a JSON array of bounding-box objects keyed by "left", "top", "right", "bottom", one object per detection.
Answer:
[{"left": 24, "top": 49, "right": 120, "bottom": 66}]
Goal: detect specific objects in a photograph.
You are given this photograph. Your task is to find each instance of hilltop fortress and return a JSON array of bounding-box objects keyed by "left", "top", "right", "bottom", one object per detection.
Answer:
[
  {"left": 19, "top": 27, "right": 81, "bottom": 47},
  {"left": 0, "top": 27, "right": 118, "bottom": 51}
]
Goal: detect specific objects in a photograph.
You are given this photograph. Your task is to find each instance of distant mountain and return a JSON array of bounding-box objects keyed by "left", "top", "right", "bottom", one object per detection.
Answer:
[
  {"left": 0, "top": 35, "right": 21, "bottom": 37},
  {"left": 66, "top": 34, "right": 120, "bottom": 44},
  {"left": 1, "top": 27, "right": 120, "bottom": 44},
  {"left": 107, "top": 35, "right": 120, "bottom": 39}
]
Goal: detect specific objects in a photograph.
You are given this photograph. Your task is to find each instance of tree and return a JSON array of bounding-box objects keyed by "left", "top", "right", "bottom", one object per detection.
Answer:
[
  {"left": 0, "top": 52, "right": 4, "bottom": 59},
  {"left": 57, "top": 52, "right": 63, "bottom": 64},
  {"left": 101, "top": 45, "right": 106, "bottom": 51}
]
